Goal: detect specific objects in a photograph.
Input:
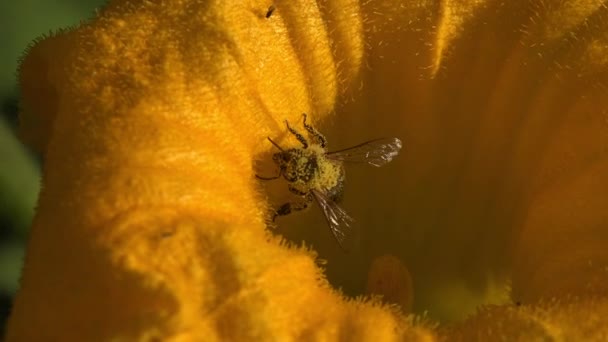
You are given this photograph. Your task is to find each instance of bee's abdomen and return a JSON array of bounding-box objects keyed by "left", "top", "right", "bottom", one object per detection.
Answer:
[{"left": 325, "top": 170, "right": 345, "bottom": 202}]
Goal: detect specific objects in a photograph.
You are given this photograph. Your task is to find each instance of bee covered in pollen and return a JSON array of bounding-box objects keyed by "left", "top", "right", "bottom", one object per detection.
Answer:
[{"left": 257, "top": 114, "right": 402, "bottom": 249}]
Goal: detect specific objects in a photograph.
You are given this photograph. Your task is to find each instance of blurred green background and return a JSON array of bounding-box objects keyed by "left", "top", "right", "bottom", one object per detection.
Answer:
[{"left": 0, "top": 0, "right": 105, "bottom": 335}]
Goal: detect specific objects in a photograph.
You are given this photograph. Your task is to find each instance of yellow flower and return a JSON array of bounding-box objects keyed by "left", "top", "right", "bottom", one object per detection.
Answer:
[{"left": 7, "top": 0, "right": 608, "bottom": 340}]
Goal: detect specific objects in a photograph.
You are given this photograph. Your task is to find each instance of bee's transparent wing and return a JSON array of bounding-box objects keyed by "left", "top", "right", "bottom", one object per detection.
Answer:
[
  {"left": 311, "top": 189, "right": 356, "bottom": 250},
  {"left": 326, "top": 137, "right": 402, "bottom": 167}
]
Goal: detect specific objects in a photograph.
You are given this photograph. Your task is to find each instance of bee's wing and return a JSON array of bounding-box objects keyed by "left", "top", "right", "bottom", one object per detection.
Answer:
[
  {"left": 311, "top": 189, "right": 356, "bottom": 250},
  {"left": 326, "top": 137, "right": 402, "bottom": 167}
]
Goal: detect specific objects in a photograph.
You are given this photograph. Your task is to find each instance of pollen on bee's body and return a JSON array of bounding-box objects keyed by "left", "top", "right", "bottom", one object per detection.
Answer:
[{"left": 314, "top": 158, "right": 342, "bottom": 188}]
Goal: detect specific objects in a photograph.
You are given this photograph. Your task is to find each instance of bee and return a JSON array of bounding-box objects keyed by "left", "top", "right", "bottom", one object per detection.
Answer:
[{"left": 257, "top": 113, "right": 403, "bottom": 249}]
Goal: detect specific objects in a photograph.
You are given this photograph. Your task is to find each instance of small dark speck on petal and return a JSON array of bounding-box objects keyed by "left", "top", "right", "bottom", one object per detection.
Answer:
[{"left": 266, "top": 5, "right": 276, "bottom": 18}]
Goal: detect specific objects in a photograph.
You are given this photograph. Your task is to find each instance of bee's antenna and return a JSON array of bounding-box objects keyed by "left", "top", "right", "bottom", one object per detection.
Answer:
[{"left": 267, "top": 137, "right": 284, "bottom": 151}]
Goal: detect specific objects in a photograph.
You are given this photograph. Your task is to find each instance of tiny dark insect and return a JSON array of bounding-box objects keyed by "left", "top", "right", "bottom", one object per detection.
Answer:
[
  {"left": 257, "top": 113, "right": 403, "bottom": 249},
  {"left": 266, "top": 5, "right": 276, "bottom": 18}
]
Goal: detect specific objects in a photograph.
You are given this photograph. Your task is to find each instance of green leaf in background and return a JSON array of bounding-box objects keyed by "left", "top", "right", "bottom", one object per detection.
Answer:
[
  {"left": 0, "top": 0, "right": 105, "bottom": 94},
  {"left": 0, "top": 0, "right": 106, "bottom": 332},
  {"left": 0, "top": 116, "right": 39, "bottom": 239}
]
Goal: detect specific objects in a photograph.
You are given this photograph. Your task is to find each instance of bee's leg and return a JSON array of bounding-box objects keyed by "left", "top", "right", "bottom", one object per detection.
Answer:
[
  {"left": 287, "top": 184, "right": 307, "bottom": 196},
  {"left": 255, "top": 172, "right": 281, "bottom": 181},
  {"left": 302, "top": 113, "right": 327, "bottom": 148},
  {"left": 272, "top": 193, "right": 313, "bottom": 221},
  {"left": 285, "top": 119, "right": 309, "bottom": 148}
]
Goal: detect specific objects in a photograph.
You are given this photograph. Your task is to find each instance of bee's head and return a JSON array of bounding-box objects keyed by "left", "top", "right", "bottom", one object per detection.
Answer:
[
  {"left": 272, "top": 151, "right": 291, "bottom": 167},
  {"left": 273, "top": 149, "right": 306, "bottom": 179},
  {"left": 272, "top": 149, "right": 304, "bottom": 182}
]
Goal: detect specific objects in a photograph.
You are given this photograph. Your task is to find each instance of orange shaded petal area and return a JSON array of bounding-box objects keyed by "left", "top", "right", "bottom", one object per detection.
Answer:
[
  {"left": 10, "top": 209, "right": 433, "bottom": 340},
  {"left": 7, "top": 0, "right": 435, "bottom": 340},
  {"left": 366, "top": 254, "right": 414, "bottom": 312},
  {"left": 334, "top": 0, "right": 608, "bottom": 322},
  {"left": 512, "top": 158, "right": 608, "bottom": 303},
  {"left": 19, "top": 29, "right": 77, "bottom": 153},
  {"left": 444, "top": 296, "right": 608, "bottom": 340}
]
